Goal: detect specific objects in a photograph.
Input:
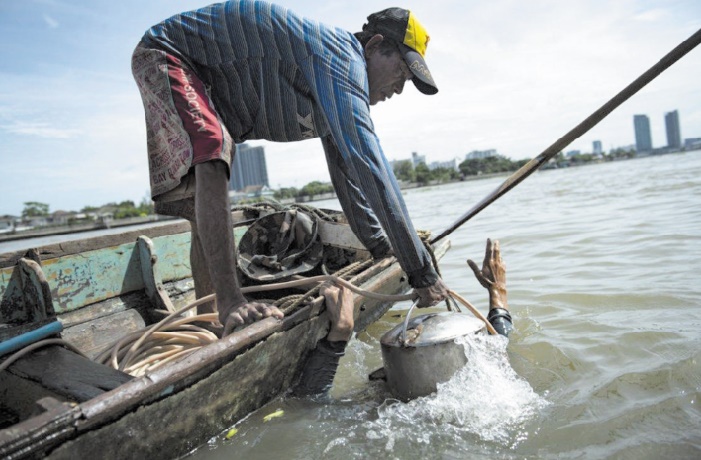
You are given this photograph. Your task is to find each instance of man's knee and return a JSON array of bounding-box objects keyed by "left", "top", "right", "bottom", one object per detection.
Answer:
[{"left": 154, "top": 198, "right": 197, "bottom": 222}]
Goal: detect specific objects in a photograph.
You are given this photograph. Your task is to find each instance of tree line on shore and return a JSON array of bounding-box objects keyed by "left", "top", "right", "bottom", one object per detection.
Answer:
[{"left": 17, "top": 200, "right": 154, "bottom": 222}]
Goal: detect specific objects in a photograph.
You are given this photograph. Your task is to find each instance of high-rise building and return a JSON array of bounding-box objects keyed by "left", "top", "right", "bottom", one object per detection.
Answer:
[
  {"left": 592, "top": 140, "right": 602, "bottom": 155},
  {"left": 465, "top": 149, "right": 497, "bottom": 160},
  {"left": 229, "top": 143, "right": 269, "bottom": 192},
  {"left": 411, "top": 151, "right": 426, "bottom": 167},
  {"left": 665, "top": 110, "right": 682, "bottom": 149},
  {"left": 633, "top": 115, "right": 652, "bottom": 152}
]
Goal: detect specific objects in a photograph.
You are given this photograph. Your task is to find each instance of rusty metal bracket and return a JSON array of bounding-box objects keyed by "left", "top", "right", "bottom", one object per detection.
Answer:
[{"left": 137, "top": 236, "right": 176, "bottom": 313}]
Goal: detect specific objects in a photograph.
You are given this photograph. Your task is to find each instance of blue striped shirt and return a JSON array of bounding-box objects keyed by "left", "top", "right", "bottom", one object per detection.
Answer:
[{"left": 142, "top": 0, "right": 437, "bottom": 287}]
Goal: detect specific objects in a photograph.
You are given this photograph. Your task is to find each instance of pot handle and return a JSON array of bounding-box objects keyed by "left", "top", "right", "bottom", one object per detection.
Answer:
[{"left": 400, "top": 299, "right": 421, "bottom": 346}]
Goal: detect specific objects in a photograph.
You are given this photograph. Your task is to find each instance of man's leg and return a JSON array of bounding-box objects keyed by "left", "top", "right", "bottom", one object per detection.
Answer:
[
  {"left": 153, "top": 198, "right": 216, "bottom": 314},
  {"left": 293, "top": 284, "right": 354, "bottom": 397},
  {"left": 190, "top": 223, "right": 215, "bottom": 314},
  {"left": 194, "top": 161, "right": 283, "bottom": 334}
]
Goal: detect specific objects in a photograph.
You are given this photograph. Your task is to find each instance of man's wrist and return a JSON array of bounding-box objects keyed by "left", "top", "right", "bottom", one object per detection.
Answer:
[
  {"left": 488, "top": 290, "right": 508, "bottom": 309},
  {"left": 407, "top": 266, "right": 438, "bottom": 289}
]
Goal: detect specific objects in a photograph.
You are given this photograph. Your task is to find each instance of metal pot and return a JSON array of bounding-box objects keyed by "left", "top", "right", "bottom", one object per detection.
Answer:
[{"left": 380, "top": 302, "right": 486, "bottom": 401}]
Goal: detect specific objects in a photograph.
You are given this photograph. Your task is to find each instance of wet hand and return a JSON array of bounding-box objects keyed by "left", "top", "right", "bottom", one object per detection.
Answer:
[
  {"left": 221, "top": 302, "right": 284, "bottom": 336},
  {"left": 467, "top": 238, "right": 507, "bottom": 307},
  {"left": 320, "top": 283, "right": 354, "bottom": 342},
  {"left": 414, "top": 277, "right": 449, "bottom": 308}
]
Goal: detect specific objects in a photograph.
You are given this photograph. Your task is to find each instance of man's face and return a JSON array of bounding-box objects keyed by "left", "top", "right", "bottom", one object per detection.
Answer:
[{"left": 365, "top": 38, "right": 414, "bottom": 105}]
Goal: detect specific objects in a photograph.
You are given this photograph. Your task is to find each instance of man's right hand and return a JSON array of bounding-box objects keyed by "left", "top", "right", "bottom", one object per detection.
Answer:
[
  {"left": 467, "top": 238, "right": 508, "bottom": 309},
  {"left": 414, "top": 277, "right": 450, "bottom": 308},
  {"left": 221, "top": 301, "right": 284, "bottom": 336}
]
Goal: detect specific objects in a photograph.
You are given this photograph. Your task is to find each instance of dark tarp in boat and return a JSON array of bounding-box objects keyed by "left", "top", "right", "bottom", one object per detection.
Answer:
[{"left": 237, "top": 209, "right": 323, "bottom": 282}]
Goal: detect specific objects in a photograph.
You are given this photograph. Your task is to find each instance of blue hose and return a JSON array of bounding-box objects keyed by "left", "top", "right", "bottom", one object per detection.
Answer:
[{"left": 0, "top": 321, "right": 63, "bottom": 358}]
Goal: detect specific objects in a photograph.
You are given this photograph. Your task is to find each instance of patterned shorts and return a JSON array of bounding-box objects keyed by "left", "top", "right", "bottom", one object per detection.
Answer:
[{"left": 131, "top": 42, "right": 234, "bottom": 218}]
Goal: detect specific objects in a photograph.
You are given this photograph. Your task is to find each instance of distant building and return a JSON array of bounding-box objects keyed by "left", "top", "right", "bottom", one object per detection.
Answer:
[
  {"left": 685, "top": 138, "right": 701, "bottom": 150},
  {"left": 0, "top": 216, "right": 17, "bottom": 232},
  {"left": 565, "top": 150, "right": 581, "bottom": 157},
  {"left": 465, "top": 149, "right": 497, "bottom": 160},
  {"left": 241, "top": 185, "right": 275, "bottom": 198},
  {"left": 592, "top": 140, "right": 603, "bottom": 155},
  {"left": 633, "top": 114, "right": 652, "bottom": 152},
  {"left": 665, "top": 110, "right": 682, "bottom": 149},
  {"left": 428, "top": 158, "right": 459, "bottom": 171},
  {"left": 230, "top": 143, "right": 269, "bottom": 192},
  {"left": 411, "top": 152, "right": 426, "bottom": 167},
  {"left": 50, "top": 210, "right": 76, "bottom": 226}
]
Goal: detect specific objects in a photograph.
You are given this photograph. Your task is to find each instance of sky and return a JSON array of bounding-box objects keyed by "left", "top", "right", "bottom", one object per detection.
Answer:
[{"left": 1, "top": 0, "right": 700, "bottom": 216}]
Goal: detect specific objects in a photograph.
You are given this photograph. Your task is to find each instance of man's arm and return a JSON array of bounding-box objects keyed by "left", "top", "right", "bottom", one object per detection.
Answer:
[
  {"left": 292, "top": 283, "right": 353, "bottom": 397},
  {"left": 193, "top": 161, "right": 283, "bottom": 334},
  {"left": 320, "top": 135, "right": 391, "bottom": 259},
  {"left": 305, "top": 52, "right": 445, "bottom": 299},
  {"left": 467, "top": 238, "right": 513, "bottom": 337}
]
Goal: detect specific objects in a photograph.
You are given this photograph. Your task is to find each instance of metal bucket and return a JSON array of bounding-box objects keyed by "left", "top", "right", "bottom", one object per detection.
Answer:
[{"left": 380, "top": 303, "right": 486, "bottom": 401}]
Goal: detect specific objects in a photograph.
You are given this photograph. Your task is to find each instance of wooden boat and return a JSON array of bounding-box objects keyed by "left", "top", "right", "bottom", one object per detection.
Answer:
[{"left": 0, "top": 206, "right": 449, "bottom": 459}]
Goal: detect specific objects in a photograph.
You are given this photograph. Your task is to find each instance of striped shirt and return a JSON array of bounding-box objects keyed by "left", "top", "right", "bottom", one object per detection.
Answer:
[{"left": 142, "top": 0, "right": 437, "bottom": 287}]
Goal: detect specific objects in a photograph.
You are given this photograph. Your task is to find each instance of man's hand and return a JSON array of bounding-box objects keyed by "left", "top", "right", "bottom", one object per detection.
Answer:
[
  {"left": 467, "top": 238, "right": 508, "bottom": 309},
  {"left": 221, "top": 301, "right": 284, "bottom": 336},
  {"left": 320, "top": 283, "right": 354, "bottom": 342},
  {"left": 414, "top": 277, "right": 450, "bottom": 308}
]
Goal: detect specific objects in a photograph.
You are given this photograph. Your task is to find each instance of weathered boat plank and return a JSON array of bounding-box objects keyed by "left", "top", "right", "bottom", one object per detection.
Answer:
[
  {"left": 0, "top": 210, "right": 257, "bottom": 269},
  {"left": 47, "top": 316, "right": 325, "bottom": 460},
  {"left": 0, "top": 397, "right": 81, "bottom": 460},
  {"left": 61, "top": 309, "right": 146, "bottom": 359},
  {"left": 6, "top": 346, "right": 133, "bottom": 403},
  {"left": 1, "top": 228, "right": 246, "bottom": 319}
]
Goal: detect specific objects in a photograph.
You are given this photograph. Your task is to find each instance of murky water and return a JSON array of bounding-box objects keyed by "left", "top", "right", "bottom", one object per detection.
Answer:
[
  {"left": 186, "top": 152, "right": 701, "bottom": 459},
  {"left": 5, "top": 153, "right": 699, "bottom": 459}
]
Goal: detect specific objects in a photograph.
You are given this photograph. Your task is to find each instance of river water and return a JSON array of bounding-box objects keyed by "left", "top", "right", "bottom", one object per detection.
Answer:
[
  {"left": 3, "top": 153, "right": 699, "bottom": 459},
  {"left": 187, "top": 152, "right": 701, "bottom": 459}
]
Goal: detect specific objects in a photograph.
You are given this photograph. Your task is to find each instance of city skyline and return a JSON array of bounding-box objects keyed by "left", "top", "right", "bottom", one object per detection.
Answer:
[
  {"left": 665, "top": 110, "right": 682, "bottom": 149},
  {"left": 229, "top": 144, "right": 270, "bottom": 192},
  {"left": 2, "top": 0, "right": 700, "bottom": 215}
]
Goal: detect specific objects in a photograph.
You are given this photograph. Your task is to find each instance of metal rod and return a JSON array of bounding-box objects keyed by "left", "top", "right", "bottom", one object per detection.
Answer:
[{"left": 431, "top": 27, "right": 701, "bottom": 245}]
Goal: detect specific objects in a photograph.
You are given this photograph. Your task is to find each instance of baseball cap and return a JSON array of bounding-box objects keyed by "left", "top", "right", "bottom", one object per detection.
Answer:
[{"left": 363, "top": 7, "right": 438, "bottom": 95}]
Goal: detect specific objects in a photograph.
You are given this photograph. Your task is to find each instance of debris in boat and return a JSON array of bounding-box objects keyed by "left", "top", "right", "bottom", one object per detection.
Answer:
[
  {"left": 263, "top": 409, "right": 284, "bottom": 422},
  {"left": 237, "top": 210, "right": 323, "bottom": 282},
  {"left": 225, "top": 428, "right": 238, "bottom": 439}
]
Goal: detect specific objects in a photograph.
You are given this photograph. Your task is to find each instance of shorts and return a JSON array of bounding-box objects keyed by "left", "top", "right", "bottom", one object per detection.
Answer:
[{"left": 131, "top": 42, "right": 234, "bottom": 218}]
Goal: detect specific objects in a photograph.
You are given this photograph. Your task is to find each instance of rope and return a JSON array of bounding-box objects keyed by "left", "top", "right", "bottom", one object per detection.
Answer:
[
  {"left": 417, "top": 229, "right": 459, "bottom": 311},
  {"left": 449, "top": 290, "right": 498, "bottom": 335},
  {"left": 289, "top": 203, "right": 337, "bottom": 222}
]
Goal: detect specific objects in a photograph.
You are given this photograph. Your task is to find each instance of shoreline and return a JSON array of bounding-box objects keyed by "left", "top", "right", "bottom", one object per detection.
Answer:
[{"left": 0, "top": 215, "right": 175, "bottom": 244}]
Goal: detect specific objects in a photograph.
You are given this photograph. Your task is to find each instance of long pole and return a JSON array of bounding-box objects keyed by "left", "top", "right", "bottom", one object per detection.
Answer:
[{"left": 431, "top": 27, "right": 701, "bottom": 245}]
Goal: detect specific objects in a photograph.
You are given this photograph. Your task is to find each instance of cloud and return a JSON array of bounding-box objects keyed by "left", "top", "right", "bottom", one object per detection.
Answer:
[
  {"left": 634, "top": 8, "right": 669, "bottom": 22},
  {"left": 42, "top": 14, "right": 59, "bottom": 28},
  {"left": 1, "top": 121, "right": 81, "bottom": 139}
]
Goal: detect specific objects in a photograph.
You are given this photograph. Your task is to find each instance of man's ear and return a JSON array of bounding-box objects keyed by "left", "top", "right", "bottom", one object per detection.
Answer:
[{"left": 364, "top": 34, "right": 384, "bottom": 56}]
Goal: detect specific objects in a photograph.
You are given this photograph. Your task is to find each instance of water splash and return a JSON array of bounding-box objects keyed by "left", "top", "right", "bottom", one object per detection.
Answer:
[{"left": 366, "top": 334, "right": 549, "bottom": 447}]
